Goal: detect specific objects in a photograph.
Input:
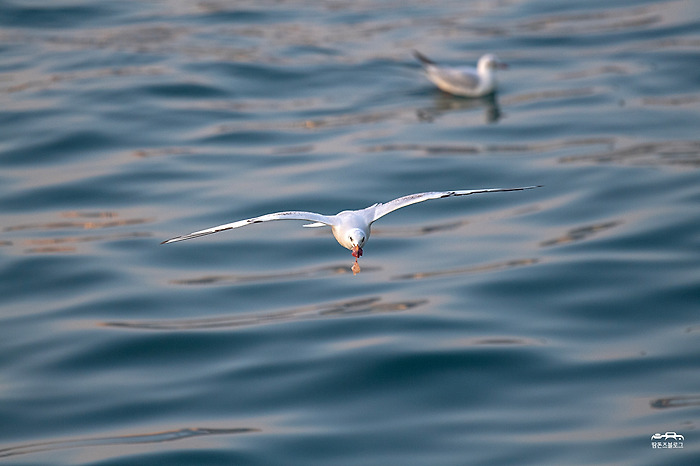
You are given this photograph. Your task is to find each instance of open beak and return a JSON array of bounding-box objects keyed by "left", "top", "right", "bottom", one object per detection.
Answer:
[{"left": 351, "top": 245, "right": 363, "bottom": 258}]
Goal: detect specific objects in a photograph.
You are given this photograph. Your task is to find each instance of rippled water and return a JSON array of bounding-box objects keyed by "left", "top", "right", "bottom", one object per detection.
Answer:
[{"left": 2, "top": 1, "right": 699, "bottom": 464}]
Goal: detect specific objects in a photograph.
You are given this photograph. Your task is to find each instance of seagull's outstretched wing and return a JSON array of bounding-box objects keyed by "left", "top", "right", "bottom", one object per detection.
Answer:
[
  {"left": 369, "top": 187, "right": 540, "bottom": 223},
  {"left": 162, "top": 211, "right": 337, "bottom": 244}
]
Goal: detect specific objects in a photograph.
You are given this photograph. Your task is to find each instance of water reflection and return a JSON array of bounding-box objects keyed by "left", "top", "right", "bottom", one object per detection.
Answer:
[
  {"left": 21, "top": 232, "right": 152, "bottom": 254},
  {"left": 103, "top": 297, "right": 426, "bottom": 331},
  {"left": 650, "top": 395, "right": 700, "bottom": 409},
  {"left": 298, "top": 107, "right": 413, "bottom": 130},
  {"left": 364, "top": 136, "right": 614, "bottom": 157},
  {"left": 3, "top": 211, "right": 154, "bottom": 254},
  {"left": 4, "top": 211, "right": 152, "bottom": 232},
  {"left": 0, "top": 427, "right": 257, "bottom": 459},
  {"left": 200, "top": 105, "right": 418, "bottom": 137},
  {"left": 540, "top": 221, "right": 621, "bottom": 247},
  {"left": 500, "top": 87, "right": 598, "bottom": 106},
  {"left": 443, "top": 336, "right": 547, "bottom": 348},
  {"left": 371, "top": 220, "right": 467, "bottom": 238},
  {"left": 416, "top": 92, "right": 502, "bottom": 124},
  {"left": 559, "top": 140, "right": 700, "bottom": 168},
  {"left": 392, "top": 258, "right": 538, "bottom": 281},
  {"left": 168, "top": 264, "right": 381, "bottom": 285},
  {"left": 512, "top": 3, "right": 662, "bottom": 35},
  {"left": 556, "top": 65, "right": 635, "bottom": 81},
  {"left": 641, "top": 94, "right": 700, "bottom": 107},
  {"left": 130, "top": 147, "right": 197, "bottom": 158},
  {"left": 0, "top": 65, "right": 166, "bottom": 96}
]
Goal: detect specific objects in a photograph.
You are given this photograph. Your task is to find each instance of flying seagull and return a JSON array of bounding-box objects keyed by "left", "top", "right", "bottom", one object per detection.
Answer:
[
  {"left": 414, "top": 50, "right": 507, "bottom": 97},
  {"left": 162, "top": 186, "right": 539, "bottom": 274}
]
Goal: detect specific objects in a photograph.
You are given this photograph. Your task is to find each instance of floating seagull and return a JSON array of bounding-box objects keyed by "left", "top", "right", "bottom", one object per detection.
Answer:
[
  {"left": 414, "top": 50, "right": 507, "bottom": 97},
  {"left": 162, "top": 186, "right": 539, "bottom": 274}
]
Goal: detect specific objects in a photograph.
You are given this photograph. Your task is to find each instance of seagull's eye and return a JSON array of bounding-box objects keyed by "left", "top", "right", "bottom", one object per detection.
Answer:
[{"left": 349, "top": 236, "right": 353, "bottom": 242}]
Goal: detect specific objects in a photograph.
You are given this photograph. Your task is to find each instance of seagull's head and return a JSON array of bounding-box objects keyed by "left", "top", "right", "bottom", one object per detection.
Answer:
[
  {"left": 478, "top": 54, "right": 508, "bottom": 73},
  {"left": 346, "top": 228, "right": 366, "bottom": 258}
]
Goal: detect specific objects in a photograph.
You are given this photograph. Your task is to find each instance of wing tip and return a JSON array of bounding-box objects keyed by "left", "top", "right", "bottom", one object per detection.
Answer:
[
  {"left": 490, "top": 185, "right": 542, "bottom": 192},
  {"left": 496, "top": 185, "right": 542, "bottom": 192},
  {"left": 161, "top": 236, "right": 185, "bottom": 245},
  {"left": 413, "top": 50, "right": 435, "bottom": 66}
]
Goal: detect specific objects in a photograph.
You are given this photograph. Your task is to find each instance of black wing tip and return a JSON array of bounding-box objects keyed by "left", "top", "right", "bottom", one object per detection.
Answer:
[
  {"left": 160, "top": 226, "right": 233, "bottom": 245},
  {"left": 160, "top": 233, "right": 197, "bottom": 245},
  {"left": 493, "top": 185, "right": 542, "bottom": 192},
  {"left": 446, "top": 185, "right": 542, "bottom": 197},
  {"left": 500, "top": 185, "right": 543, "bottom": 192},
  {"left": 413, "top": 50, "right": 435, "bottom": 65},
  {"left": 161, "top": 234, "right": 198, "bottom": 244}
]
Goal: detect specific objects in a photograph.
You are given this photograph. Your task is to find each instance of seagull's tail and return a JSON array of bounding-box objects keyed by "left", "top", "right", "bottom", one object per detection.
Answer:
[{"left": 413, "top": 50, "right": 436, "bottom": 66}]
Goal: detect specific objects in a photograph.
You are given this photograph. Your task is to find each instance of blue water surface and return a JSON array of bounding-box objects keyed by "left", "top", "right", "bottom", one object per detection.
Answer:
[{"left": 1, "top": 1, "right": 699, "bottom": 464}]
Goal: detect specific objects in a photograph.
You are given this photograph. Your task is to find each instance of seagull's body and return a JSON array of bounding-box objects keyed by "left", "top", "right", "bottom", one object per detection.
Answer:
[
  {"left": 162, "top": 187, "right": 538, "bottom": 272},
  {"left": 414, "top": 50, "right": 507, "bottom": 97}
]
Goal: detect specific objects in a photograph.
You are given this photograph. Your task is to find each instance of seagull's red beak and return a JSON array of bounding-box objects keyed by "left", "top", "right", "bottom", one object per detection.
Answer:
[{"left": 352, "top": 245, "right": 363, "bottom": 258}]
